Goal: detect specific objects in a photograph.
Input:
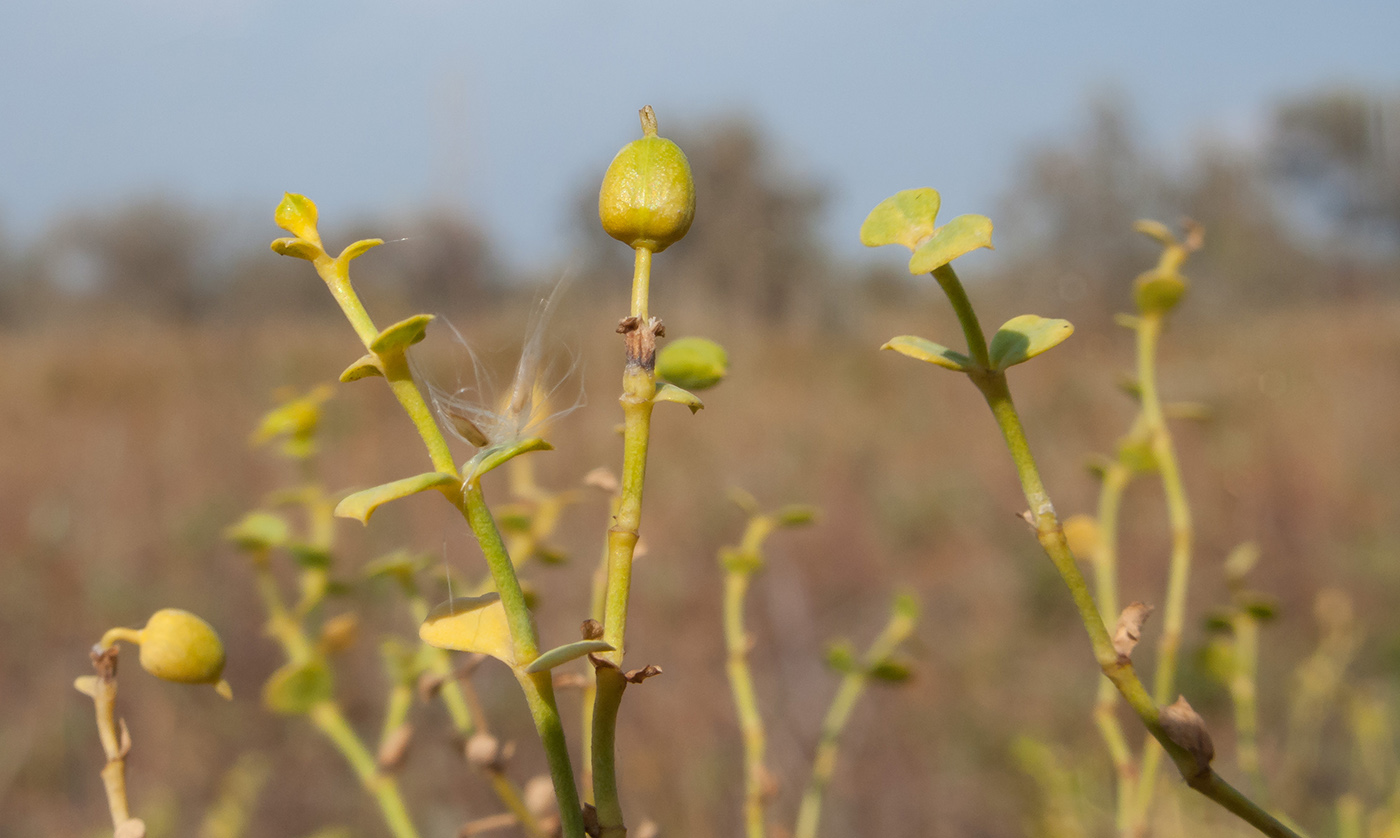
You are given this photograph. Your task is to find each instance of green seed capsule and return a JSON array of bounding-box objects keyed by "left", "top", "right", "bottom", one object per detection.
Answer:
[
  {"left": 134, "top": 609, "right": 230, "bottom": 697},
  {"left": 1134, "top": 268, "right": 1188, "bottom": 315},
  {"left": 656, "top": 336, "right": 728, "bottom": 390},
  {"left": 599, "top": 106, "right": 695, "bottom": 253}
]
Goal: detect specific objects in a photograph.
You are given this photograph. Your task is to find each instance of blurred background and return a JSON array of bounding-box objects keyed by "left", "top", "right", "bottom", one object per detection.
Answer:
[{"left": 2, "top": 2, "right": 1399, "bottom": 836}]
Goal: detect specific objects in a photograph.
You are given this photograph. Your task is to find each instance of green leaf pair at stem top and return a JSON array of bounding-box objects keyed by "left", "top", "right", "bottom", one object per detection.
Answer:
[{"left": 862, "top": 188, "right": 1074, "bottom": 374}]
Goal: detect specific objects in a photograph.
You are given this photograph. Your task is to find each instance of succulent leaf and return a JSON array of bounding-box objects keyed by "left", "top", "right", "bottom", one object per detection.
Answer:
[
  {"left": 859, "top": 189, "right": 941, "bottom": 251},
  {"left": 988, "top": 315, "right": 1074, "bottom": 371},
  {"left": 335, "top": 472, "right": 459, "bottom": 524}
]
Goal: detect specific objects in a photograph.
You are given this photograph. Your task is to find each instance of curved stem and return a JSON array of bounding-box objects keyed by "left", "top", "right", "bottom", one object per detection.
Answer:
[{"left": 87, "top": 647, "right": 134, "bottom": 833}]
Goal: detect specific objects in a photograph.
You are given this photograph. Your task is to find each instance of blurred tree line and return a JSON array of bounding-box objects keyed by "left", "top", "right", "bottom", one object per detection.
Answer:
[{"left": 0, "top": 86, "right": 1395, "bottom": 328}]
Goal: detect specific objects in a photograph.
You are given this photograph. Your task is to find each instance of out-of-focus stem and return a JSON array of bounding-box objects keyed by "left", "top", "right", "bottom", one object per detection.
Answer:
[
  {"left": 254, "top": 551, "right": 421, "bottom": 838},
  {"left": 1231, "top": 612, "right": 1265, "bottom": 801},
  {"left": 308, "top": 701, "right": 421, "bottom": 838},
  {"left": 1131, "top": 311, "right": 1195, "bottom": 829},
  {"left": 793, "top": 604, "right": 913, "bottom": 838},
  {"left": 88, "top": 647, "right": 135, "bottom": 834},
  {"left": 1090, "top": 461, "right": 1137, "bottom": 833},
  {"left": 725, "top": 568, "right": 769, "bottom": 838}
]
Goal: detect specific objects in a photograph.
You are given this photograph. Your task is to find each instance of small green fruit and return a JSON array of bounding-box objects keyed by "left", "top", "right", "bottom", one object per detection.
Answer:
[
  {"left": 1134, "top": 268, "right": 1188, "bottom": 315},
  {"left": 136, "top": 609, "right": 230, "bottom": 697},
  {"left": 656, "top": 336, "right": 728, "bottom": 390},
  {"left": 599, "top": 106, "right": 695, "bottom": 253}
]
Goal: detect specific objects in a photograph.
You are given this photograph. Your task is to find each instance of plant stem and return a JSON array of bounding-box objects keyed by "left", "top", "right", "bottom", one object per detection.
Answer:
[
  {"left": 793, "top": 604, "right": 913, "bottom": 838},
  {"left": 309, "top": 701, "right": 421, "bottom": 838},
  {"left": 601, "top": 247, "right": 659, "bottom": 663},
  {"left": 310, "top": 255, "right": 457, "bottom": 477},
  {"left": 1231, "top": 611, "right": 1266, "bottom": 802},
  {"left": 462, "top": 484, "right": 541, "bottom": 660},
  {"left": 296, "top": 231, "right": 582, "bottom": 835},
  {"left": 254, "top": 554, "right": 422, "bottom": 838},
  {"left": 1089, "top": 460, "right": 1139, "bottom": 835},
  {"left": 518, "top": 670, "right": 586, "bottom": 838},
  {"left": 932, "top": 265, "right": 992, "bottom": 369},
  {"left": 88, "top": 647, "right": 136, "bottom": 833},
  {"left": 591, "top": 666, "right": 629, "bottom": 838},
  {"left": 486, "top": 768, "right": 551, "bottom": 838},
  {"left": 793, "top": 672, "right": 864, "bottom": 838},
  {"left": 1131, "top": 311, "right": 1195, "bottom": 829},
  {"left": 725, "top": 568, "right": 769, "bottom": 838},
  {"left": 923, "top": 267, "right": 1301, "bottom": 838},
  {"left": 593, "top": 245, "right": 661, "bottom": 837},
  {"left": 404, "top": 588, "right": 476, "bottom": 735},
  {"left": 462, "top": 483, "right": 586, "bottom": 838}
]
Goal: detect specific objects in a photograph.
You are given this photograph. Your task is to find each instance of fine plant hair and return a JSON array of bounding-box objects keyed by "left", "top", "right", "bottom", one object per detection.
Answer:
[{"left": 419, "top": 271, "right": 586, "bottom": 458}]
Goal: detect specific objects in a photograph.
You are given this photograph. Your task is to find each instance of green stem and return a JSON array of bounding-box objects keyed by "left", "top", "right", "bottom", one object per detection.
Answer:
[
  {"left": 923, "top": 267, "right": 1299, "bottom": 838},
  {"left": 593, "top": 245, "right": 661, "bottom": 837},
  {"left": 462, "top": 484, "right": 540, "bottom": 661},
  {"left": 932, "top": 264, "right": 992, "bottom": 368},
  {"left": 793, "top": 672, "right": 865, "bottom": 838},
  {"left": 518, "top": 670, "right": 587, "bottom": 838},
  {"left": 297, "top": 235, "right": 579, "bottom": 835},
  {"left": 725, "top": 568, "right": 769, "bottom": 838},
  {"left": 793, "top": 607, "right": 912, "bottom": 838},
  {"left": 310, "top": 256, "right": 457, "bottom": 477},
  {"left": 1131, "top": 311, "right": 1195, "bottom": 828},
  {"left": 255, "top": 555, "right": 421, "bottom": 838},
  {"left": 379, "top": 682, "right": 414, "bottom": 755},
  {"left": 309, "top": 702, "right": 421, "bottom": 838},
  {"left": 591, "top": 667, "right": 628, "bottom": 838},
  {"left": 462, "top": 483, "right": 586, "bottom": 838}
]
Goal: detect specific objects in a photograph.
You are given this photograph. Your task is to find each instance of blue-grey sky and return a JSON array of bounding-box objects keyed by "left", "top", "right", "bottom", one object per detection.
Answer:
[{"left": 2, "top": 0, "right": 1397, "bottom": 269}]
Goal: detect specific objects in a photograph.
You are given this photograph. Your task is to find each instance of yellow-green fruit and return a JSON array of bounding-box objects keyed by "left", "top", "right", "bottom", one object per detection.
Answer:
[
  {"left": 138, "top": 608, "right": 227, "bottom": 687},
  {"left": 598, "top": 107, "right": 695, "bottom": 253},
  {"left": 656, "top": 336, "right": 728, "bottom": 390}
]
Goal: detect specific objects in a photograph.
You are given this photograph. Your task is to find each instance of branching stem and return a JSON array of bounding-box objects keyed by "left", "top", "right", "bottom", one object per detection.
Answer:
[{"left": 927, "top": 265, "right": 1300, "bottom": 838}]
